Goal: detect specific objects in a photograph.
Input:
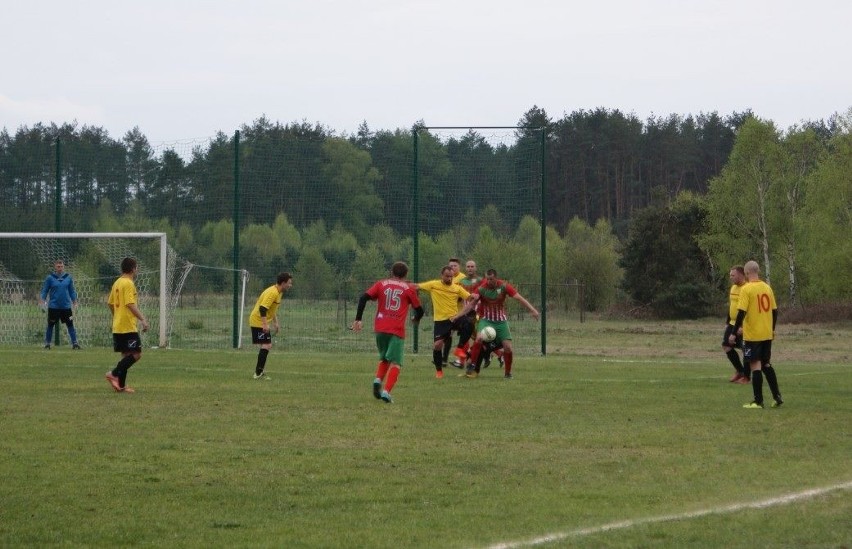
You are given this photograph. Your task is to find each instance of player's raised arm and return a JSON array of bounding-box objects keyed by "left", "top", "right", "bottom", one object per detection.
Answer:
[{"left": 513, "top": 293, "right": 540, "bottom": 319}]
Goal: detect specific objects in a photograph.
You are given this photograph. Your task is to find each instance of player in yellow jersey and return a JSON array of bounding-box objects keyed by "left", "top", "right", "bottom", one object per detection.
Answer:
[
  {"left": 412, "top": 265, "right": 471, "bottom": 378},
  {"left": 105, "top": 257, "right": 149, "bottom": 393},
  {"left": 249, "top": 272, "right": 294, "bottom": 380},
  {"left": 730, "top": 261, "right": 782, "bottom": 408},
  {"left": 722, "top": 265, "right": 749, "bottom": 384},
  {"left": 441, "top": 257, "right": 466, "bottom": 366}
]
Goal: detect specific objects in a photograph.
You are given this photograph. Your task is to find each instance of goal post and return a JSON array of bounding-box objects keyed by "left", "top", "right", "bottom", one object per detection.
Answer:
[{"left": 0, "top": 232, "right": 169, "bottom": 347}]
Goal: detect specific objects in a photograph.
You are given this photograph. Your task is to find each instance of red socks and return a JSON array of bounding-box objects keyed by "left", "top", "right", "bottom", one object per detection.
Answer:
[
  {"left": 375, "top": 360, "right": 390, "bottom": 380},
  {"left": 385, "top": 366, "right": 400, "bottom": 392}
]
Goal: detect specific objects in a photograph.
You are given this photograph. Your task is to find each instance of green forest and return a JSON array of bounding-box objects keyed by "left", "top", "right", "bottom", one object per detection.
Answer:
[{"left": 1, "top": 106, "right": 850, "bottom": 318}]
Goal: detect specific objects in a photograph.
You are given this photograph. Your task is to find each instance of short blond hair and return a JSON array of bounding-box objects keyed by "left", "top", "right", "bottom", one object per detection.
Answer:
[{"left": 744, "top": 260, "right": 760, "bottom": 275}]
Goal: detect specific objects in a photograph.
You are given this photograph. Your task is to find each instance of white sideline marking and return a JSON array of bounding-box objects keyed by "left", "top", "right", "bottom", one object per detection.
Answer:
[{"left": 483, "top": 481, "right": 852, "bottom": 549}]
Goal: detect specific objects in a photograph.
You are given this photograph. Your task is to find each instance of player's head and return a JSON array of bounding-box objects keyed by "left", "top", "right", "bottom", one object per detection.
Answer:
[
  {"left": 440, "top": 266, "right": 454, "bottom": 284},
  {"left": 448, "top": 258, "right": 460, "bottom": 274},
  {"left": 744, "top": 261, "right": 760, "bottom": 277},
  {"left": 276, "top": 272, "right": 293, "bottom": 289},
  {"left": 484, "top": 269, "right": 498, "bottom": 288},
  {"left": 391, "top": 261, "right": 409, "bottom": 279},
  {"left": 465, "top": 260, "right": 477, "bottom": 277},
  {"left": 120, "top": 257, "right": 138, "bottom": 275},
  {"left": 729, "top": 265, "right": 745, "bottom": 285},
  {"left": 53, "top": 259, "right": 65, "bottom": 273}
]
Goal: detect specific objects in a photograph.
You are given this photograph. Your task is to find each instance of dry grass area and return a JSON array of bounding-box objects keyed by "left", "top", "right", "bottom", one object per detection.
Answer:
[{"left": 545, "top": 316, "right": 852, "bottom": 365}]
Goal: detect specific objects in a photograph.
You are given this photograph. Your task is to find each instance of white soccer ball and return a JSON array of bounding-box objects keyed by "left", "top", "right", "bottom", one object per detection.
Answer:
[{"left": 479, "top": 326, "right": 496, "bottom": 342}]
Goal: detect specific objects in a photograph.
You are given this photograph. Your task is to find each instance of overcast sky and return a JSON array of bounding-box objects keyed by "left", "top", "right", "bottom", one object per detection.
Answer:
[{"left": 3, "top": 0, "right": 850, "bottom": 144}]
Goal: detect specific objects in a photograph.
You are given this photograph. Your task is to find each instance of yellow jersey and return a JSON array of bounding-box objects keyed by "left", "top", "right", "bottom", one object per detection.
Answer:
[
  {"left": 417, "top": 280, "right": 470, "bottom": 321},
  {"left": 249, "top": 284, "right": 283, "bottom": 328},
  {"left": 108, "top": 275, "right": 139, "bottom": 334},
  {"left": 728, "top": 283, "right": 744, "bottom": 325},
  {"left": 737, "top": 280, "right": 777, "bottom": 341}
]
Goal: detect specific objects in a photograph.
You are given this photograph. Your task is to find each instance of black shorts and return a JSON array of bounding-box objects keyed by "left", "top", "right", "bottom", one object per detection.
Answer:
[
  {"left": 743, "top": 340, "right": 772, "bottom": 365},
  {"left": 722, "top": 324, "right": 742, "bottom": 348},
  {"left": 113, "top": 332, "right": 142, "bottom": 353},
  {"left": 48, "top": 308, "right": 74, "bottom": 325},
  {"left": 251, "top": 327, "right": 272, "bottom": 344},
  {"left": 433, "top": 320, "right": 454, "bottom": 342}
]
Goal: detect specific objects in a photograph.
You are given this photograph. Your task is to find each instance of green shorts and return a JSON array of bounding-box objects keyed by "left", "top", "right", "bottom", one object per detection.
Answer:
[
  {"left": 477, "top": 319, "right": 511, "bottom": 342},
  {"left": 375, "top": 333, "right": 405, "bottom": 366}
]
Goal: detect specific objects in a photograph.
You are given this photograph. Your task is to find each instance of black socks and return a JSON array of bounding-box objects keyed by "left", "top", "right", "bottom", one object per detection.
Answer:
[
  {"left": 256, "top": 348, "right": 269, "bottom": 375},
  {"left": 726, "top": 349, "right": 745, "bottom": 375}
]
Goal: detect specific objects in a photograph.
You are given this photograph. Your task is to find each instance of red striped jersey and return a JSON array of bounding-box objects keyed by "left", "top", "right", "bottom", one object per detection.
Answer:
[{"left": 473, "top": 280, "right": 518, "bottom": 322}]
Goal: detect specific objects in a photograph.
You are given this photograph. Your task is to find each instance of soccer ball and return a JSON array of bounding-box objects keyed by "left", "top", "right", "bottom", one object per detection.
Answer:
[{"left": 479, "top": 326, "right": 497, "bottom": 342}]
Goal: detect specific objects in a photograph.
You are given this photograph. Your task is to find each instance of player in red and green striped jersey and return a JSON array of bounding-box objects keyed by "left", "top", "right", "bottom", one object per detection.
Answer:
[{"left": 461, "top": 269, "right": 539, "bottom": 379}]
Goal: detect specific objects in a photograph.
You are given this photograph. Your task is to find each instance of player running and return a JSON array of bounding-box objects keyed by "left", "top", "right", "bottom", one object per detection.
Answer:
[{"left": 352, "top": 262, "right": 424, "bottom": 403}]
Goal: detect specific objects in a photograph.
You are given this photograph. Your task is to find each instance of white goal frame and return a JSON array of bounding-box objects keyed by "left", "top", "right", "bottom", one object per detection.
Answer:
[{"left": 0, "top": 232, "right": 169, "bottom": 347}]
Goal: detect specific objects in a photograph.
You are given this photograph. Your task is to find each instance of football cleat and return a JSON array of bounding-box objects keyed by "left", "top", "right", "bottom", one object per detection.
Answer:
[
  {"left": 771, "top": 398, "right": 783, "bottom": 408},
  {"left": 435, "top": 371, "right": 444, "bottom": 379},
  {"left": 372, "top": 379, "right": 382, "bottom": 399},
  {"left": 105, "top": 372, "right": 121, "bottom": 392},
  {"left": 742, "top": 402, "right": 764, "bottom": 409},
  {"left": 380, "top": 390, "right": 393, "bottom": 403}
]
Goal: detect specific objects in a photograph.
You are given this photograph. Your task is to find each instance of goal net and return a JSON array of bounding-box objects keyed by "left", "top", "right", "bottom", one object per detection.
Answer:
[{"left": 0, "top": 232, "right": 186, "bottom": 348}]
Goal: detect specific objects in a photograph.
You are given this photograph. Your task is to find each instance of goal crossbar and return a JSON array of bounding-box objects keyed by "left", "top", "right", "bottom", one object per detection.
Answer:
[{"left": 0, "top": 232, "right": 168, "bottom": 347}]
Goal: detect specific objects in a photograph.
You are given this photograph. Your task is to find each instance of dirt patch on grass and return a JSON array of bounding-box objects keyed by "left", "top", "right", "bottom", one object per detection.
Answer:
[{"left": 779, "top": 302, "right": 852, "bottom": 324}]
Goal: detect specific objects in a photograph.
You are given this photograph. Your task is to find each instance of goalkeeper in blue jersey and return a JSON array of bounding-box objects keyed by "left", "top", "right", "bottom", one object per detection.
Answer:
[{"left": 39, "top": 259, "right": 81, "bottom": 349}]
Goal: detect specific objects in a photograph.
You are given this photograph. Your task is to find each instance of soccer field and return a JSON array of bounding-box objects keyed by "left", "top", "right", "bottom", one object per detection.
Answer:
[{"left": 1, "top": 319, "right": 850, "bottom": 548}]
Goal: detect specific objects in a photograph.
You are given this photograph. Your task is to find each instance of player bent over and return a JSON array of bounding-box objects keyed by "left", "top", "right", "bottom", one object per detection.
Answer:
[
  {"left": 249, "top": 272, "right": 294, "bottom": 380},
  {"left": 456, "top": 269, "right": 539, "bottom": 379}
]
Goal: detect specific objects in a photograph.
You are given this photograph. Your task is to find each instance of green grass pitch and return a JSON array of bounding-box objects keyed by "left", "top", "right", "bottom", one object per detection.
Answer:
[{"left": 1, "top": 319, "right": 850, "bottom": 548}]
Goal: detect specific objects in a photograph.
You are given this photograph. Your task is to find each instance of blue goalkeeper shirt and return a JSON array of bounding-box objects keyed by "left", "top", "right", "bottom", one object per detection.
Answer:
[{"left": 40, "top": 273, "right": 78, "bottom": 309}]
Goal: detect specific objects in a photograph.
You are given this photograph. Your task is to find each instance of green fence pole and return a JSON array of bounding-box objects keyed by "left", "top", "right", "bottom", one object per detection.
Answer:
[
  {"left": 232, "top": 130, "right": 241, "bottom": 348},
  {"left": 412, "top": 128, "right": 420, "bottom": 353},
  {"left": 539, "top": 127, "right": 547, "bottom": 356}
]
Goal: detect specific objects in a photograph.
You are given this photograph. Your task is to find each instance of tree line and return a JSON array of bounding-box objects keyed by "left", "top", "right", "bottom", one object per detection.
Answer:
[{"left": 1, "top": 107, "right": 849, "bottom": 317}]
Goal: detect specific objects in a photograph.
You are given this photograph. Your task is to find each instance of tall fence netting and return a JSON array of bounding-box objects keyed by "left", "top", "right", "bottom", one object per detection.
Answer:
[{"left": 0, "top": 127, "right": 582, "bottom": 353}]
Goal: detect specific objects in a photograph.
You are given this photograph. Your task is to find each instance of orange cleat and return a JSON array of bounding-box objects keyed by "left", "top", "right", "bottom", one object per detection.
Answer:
[
  {"left": 435, "top": 371, "right": 444, "bottom": 379},
  {"left": 105, "top": 372, "right": 121, "bottom": 392}
]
